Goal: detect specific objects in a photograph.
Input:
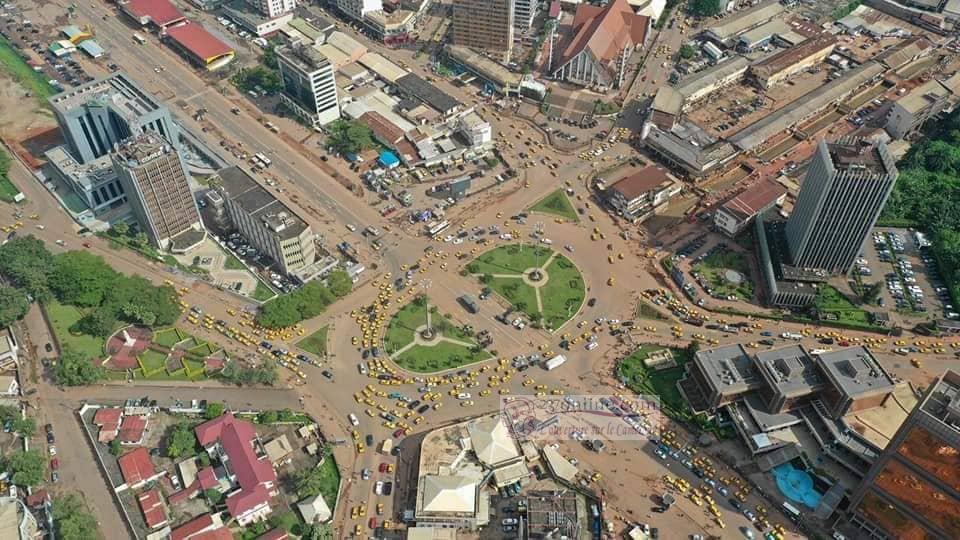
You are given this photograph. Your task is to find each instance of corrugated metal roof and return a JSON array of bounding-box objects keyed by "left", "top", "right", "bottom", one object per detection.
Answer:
[
  {"left": 652, "top": 87, "right": 682, "bottom": 115},
  {"left": 705, "top": 1, "right": 785, "bottom": 43},
  {"left": 729, "top": 61, "right": 886, "bottom": 151}
]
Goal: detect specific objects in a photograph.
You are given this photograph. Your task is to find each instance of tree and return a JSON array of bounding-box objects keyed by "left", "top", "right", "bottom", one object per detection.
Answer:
[
  {"left": 109, "top": 438, "right": 122, "bottom": 456},
  {"left": 0, "top": 284, "right": 29, "bottom": 327},
  {"left": 679, "top": 44, "right": 697, "bottom": 59},
  {"left": 164, "top": 422, "right": 198, "bottom": 458},
  {"left": 204, "top": 488, "right": 223, "bottom": 504},
  {"left": 220, "top": 360, "right": 278, "bottom": 386},
  {"left": 12, "top": 417, "right": 35, "bottom": 438},
  {"left": 686, "top": 340, "right": 700, "bottom": 358},
  {"left": 326, "top": 269, "right": 353, "bottom": 298},
  {"left": 72, "top": 307, "right": 117, "bottom": 338},
  {"left": 294, "top": 467, "right": 326, "bottom": 498},
  {"left": 327, "top": 119, "right": 375, "bottom": 155},
  {"left": 301, "top": 523, "right": 334, "bottom": 540},
  {"left": 111, "top": 222, "right": 130, "bottom": 237},
  {"left": 5, "top": 450, "right": 45, "bottom": 486},
  {"left": 690, "top": 0, "right": 722, "bottom": 17},
  {"left": 0, "top": 235, "right": 53, "bottom": 301},
  {"left": 204, "top": 402, "right": 226, "bottom": 420},
  {"left": 258, "top": 410, "right": 279, "bottom": 423},
  {"left": 133, "top": 232, "right": 150, "bottom": 249},
  {"left": 49, "top": 251, "right": 116, "bottom": 307},
  {"left": 54, "top": 347, "right": 104, "bottom": 386},
  {"left": 53, "top": 494, "right": 99, "bottom": 540}
]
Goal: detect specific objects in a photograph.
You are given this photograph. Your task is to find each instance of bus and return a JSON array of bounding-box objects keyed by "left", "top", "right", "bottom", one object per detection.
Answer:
[
  {"left": 132, "top": 33, "right": 146, "bottom": 45},
  {"left": 254, "top": 153, "right": 272, "bottom": 167},
  {"left": 427, "top": 220, "right": 449, "bottom": 237}
]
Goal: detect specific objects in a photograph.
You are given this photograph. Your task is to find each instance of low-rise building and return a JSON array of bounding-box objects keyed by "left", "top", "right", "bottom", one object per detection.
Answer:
[
  {"left": 137, "top": 489, "right": 168, "bottom": 530},
  {"left": 195, "top": 413, "right": 278, "bottom": 526},
  {"left": 0, "top": 328, "right": 19, "bottom": 370},
  {"left": 0, "top": 375, "right": 18, "bottom": 396},
  {"left": 703, "top": 1, "right": 785, "bottom": 48},
  {"left": 642, "top": 121, "right": 739, "bottom": 180},
  {"left": 713, "top": 180, "right": 787, "bottom": 236},
  {"left": 118, "top": 448, "right": 164, "bottom": 490},
  {"left": 164, "top": 22, "right": 235, "bottom": 71},
  {"left": 120, "top": 0, "right": 187, "bottom": 29},
  {"left": 885, "top": 78, "right": 954, "bottom": 139},
  {"left": 604, "top": 166, "right": 681, "bottom": 223},
  {"left": 222, "top": 0, "right": 293, "bottom": 37},
  {"left": 749, "top": 33, "right": 837, "bottom": 89}
]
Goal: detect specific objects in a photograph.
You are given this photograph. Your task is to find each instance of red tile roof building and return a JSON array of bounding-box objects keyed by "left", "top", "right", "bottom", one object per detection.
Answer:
[
  {"left": 137, "top": 488, "right": 168, "bottom": 529},
  {"left": 605, "top": 166, "right": 681, "bottom": 223},
  {"left": 195, "top": 413, "right": 277, "bottom": 525},
  {"left": 714, "top": 180, "right": 787, "bottom": 237},
  {"left": 118, "top": 448, "right": 160, "bottom": 489},
  {"left": 94, "top": 407, "right": 122, "bottom": 443},
  {"left": 551, "top": 0, "right": 650, "bottom": 90},
  {"left": 164, "top": 22, "right": 235, "bottom": 71},
  {"left": 258, "top": 528, "right": 289, "bottom": 540},
  {"left": 119, "top": 415, "right": 148, "bottom": 445},
  {"left": 170, "top": 513, "right": 227, "bottom": 540},
  {"left": 120, "top": 0, "right": 186, "bottom": 28}
]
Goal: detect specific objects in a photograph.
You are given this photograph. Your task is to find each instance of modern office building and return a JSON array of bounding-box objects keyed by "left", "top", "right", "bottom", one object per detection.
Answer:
[
  {"left": 336, "top": 0, "right": 383, "bottom": 21},
  {"left": 513, "top": 0, "right": 538, "bottom": 33},
  {"left": 680, "top": 344, "right": 910, "bottom": 478},
  {"left": 451, "top": 0, "right": 515, "bottom": 63},
  {"left": 49, "top": 73, "right": 178, "bottom": 165},
  {"left": 785, "top": 138, "right": 898, "bottom": 275},
  {"left": 247, "top": 0, "right": 296, "bottom": 18},
  {"left": 276, "top": 45, "right": 341, "bottom": 126},
  {"left": 212, "top": 166, "right": 317, "bottom": 278},
  {"left": 110, "top": 132, "right": 204, "bottom": 252},
  {"left": 847, "top": 369, "right": 960, "bottom": 539},
  {"left": 45, "top": 147, "right": 126, "bottom": 214}
]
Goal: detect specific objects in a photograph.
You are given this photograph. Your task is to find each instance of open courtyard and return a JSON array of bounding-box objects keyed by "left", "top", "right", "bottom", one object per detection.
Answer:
[{"left": 384, "top": 298, "right": 490, "bottom": 373}]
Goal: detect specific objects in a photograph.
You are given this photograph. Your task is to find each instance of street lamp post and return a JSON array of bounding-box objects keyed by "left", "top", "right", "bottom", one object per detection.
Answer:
[{"left": 420, "top": 279, "right": 433, "bottom": 339}]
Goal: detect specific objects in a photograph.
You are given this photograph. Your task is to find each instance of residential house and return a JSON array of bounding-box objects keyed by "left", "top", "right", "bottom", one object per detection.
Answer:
[
  {"left": 118, "top": 448, "right": 164, "bottom": 490},
  {"left": 195, "top": 413, "right": 278, "bottom": 525},
  {"left": 0, "top": 329, "right": 18, "bottom": 370}
]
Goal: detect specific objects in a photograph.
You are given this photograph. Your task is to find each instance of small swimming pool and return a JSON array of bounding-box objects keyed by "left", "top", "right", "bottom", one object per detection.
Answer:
[{"left": 772, "top": 462, "right": 821, "bottom": 509}]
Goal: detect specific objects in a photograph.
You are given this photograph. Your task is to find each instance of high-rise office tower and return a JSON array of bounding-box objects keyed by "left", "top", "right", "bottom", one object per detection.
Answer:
[
  {"left": 452, "top": 0, "right": 515, "bottom": 63},
  {"left": 513, "top": 0, "right": 538, "bottom": 33},
  {"left": 847, "top": 369, "right": 960, "bottom": 539},
  {"left": 49, "top": 73, "right": 178, "bottom": 165},
  {"left": 111, "top": 132, "right": 203, "bottom": 251},
  {"left": 247, "top": 0, "right": 296, "bottom": 18},
  {"left": 276, "top": 45, "right": 341, "bottom": 127},
  {"left": 785, "top": 138, "right": 898, "bottom": 274}
]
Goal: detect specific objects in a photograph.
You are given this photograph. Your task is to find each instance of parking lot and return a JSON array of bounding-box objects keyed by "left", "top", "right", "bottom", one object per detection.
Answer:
[{"left": 859, "top": 227, "right": 954, "bottom": 322}]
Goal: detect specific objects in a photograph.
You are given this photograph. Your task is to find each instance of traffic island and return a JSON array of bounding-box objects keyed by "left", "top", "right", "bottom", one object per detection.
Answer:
[
  {"left": 467, "top": 244, "right": 586, "bottom": 331},
  {"left": 384, "top": 299, "right": 490, "bottom": 373}
]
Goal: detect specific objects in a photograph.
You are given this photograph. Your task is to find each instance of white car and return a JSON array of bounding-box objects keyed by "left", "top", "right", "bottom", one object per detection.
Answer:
[
  {"left": 375, "top": 481, "right": 384, "bottom": 495},
  {"left": 585, "top": 342, "right": 599, "bottom": 351},
  {"left": 540, "top": 238, "right": 552, "bottom": 244},
  {"left": 443, "top": 235, "right": 454, "bottom": 242},
  {"left": 348, "top": 413, "right": 359, "bottom": 427},
  {"left": 457, "top": 393, "right": 471, "bottom": 400},
  {"left": 564, "top": 245, "right": 575, "bottom": 252},
  {"left": 346, "top": 224, "right": 357, "bottom": 232},
  {"left": 48, "top": 446, "right": 57, "bottom": 456}
]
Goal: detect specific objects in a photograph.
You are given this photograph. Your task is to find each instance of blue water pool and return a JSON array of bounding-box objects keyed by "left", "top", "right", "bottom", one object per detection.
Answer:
[{"left": 771, "top": 463, "right": 821, "bottom": 509}]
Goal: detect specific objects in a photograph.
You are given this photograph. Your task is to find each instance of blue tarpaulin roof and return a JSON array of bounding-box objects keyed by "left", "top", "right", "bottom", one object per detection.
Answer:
[{"left": 379, "top": 151, "right": 399, "bottom": 167}]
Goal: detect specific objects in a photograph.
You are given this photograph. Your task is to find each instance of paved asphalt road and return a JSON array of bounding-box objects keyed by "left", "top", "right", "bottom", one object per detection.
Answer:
[{"left": 5, "top": 3, "right": 949, "bottom": 539}]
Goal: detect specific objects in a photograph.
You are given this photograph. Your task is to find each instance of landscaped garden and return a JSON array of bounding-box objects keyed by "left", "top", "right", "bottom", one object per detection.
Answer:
[
  {"left": 691, "top": 249, "right": 755, "bottom": 301},
  {"left": 45, "top": 300, "right": 109, "bottom": 359},
  {"left": 814, "top": 285, "right": 872, "bottom": 327},
  {"left": 617, "top": 343, "right": 733, "bottom": 438},
  {"left": 384, "top": 298, "right": 490, "bottom": 373},
  {"left": 467, "top": 244, "right": 585, "bottom": 330},
  {"left": 528, "top": 189, "right": 579, "bottom": 221}
]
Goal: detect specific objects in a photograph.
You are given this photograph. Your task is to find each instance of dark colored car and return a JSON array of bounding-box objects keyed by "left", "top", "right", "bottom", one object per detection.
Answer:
[
  {"left": 321, "top": 370, "right": 334, "bottom": 380},
  {"left": 44, "top": 343, "right": 53, "bottom": 353},
  {"left": 383, "top": 482, "right": 392, "bottom": 495},
  {"left": 365, "top": 434, "right": 374, "bottom": 446},
  {"left": 417, "top": 404, "right": 430, "bottom": 414},
  {"left": 587, "top": 298, "right": 597, "bottom": 307}
]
